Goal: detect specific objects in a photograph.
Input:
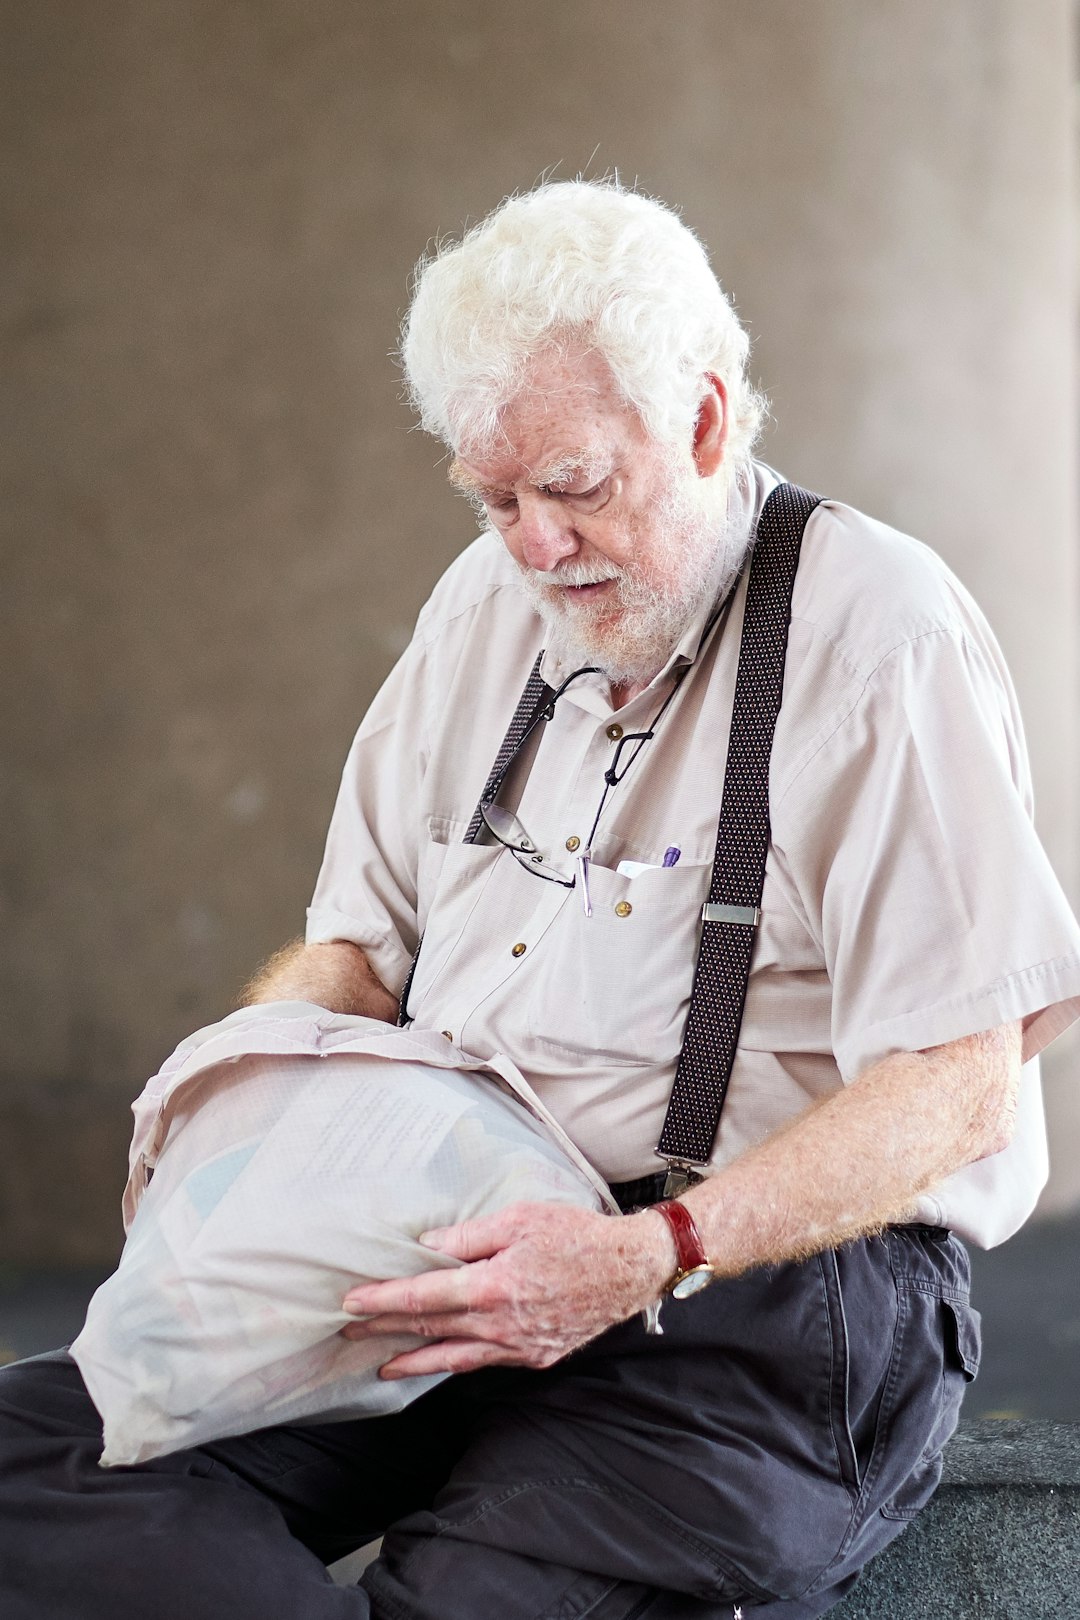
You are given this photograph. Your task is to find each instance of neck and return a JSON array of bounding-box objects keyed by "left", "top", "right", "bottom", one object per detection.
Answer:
[{"left": 610, "top": 677, "right": 652, "bottom": 709}]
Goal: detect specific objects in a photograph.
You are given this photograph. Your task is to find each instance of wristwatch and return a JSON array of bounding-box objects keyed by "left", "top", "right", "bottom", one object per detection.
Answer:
[{"left": 652, "top": 1198, "right": 716, "bottom": 1299}]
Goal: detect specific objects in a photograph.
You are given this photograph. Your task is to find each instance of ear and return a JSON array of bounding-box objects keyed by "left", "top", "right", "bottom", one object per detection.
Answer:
[{"left": 691, "top": 374, "right": 729, "bottom": 478}]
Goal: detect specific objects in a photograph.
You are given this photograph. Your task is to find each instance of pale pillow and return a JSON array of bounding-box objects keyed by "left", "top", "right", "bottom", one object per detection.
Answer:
[{"left": 72, "top": 1012, "right": 608, "bottom": 1467}]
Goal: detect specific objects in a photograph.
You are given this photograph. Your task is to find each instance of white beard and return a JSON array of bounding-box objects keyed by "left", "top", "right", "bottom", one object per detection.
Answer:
[{"left": 514, "top": 475, "right": 747, "bottom": 687}]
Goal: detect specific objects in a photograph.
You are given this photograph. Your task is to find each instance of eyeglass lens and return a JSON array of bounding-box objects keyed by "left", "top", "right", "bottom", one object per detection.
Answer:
[{"left": 482, "top": 803, "right": 538, "bottom": 852}]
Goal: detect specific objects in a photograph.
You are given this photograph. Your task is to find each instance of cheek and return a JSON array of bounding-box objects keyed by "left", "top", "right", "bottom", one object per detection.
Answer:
[
  {"left": 612, "top": 514, "right": 663, "bottom": 581},
  {"left": 581, "top": 515, "right": 638, "bottom": 571}
]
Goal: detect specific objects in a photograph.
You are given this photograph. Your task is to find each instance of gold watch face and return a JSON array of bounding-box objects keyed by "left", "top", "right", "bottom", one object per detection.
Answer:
[{"left": 670, "top": 1265, "right": 715, "bottom": 1300}]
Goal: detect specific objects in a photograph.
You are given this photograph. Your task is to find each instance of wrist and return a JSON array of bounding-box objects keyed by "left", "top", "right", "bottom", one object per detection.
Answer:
[
  {"left": 635, "top": 1206, "right": 681, "bottom": 1293},
  {"left": 647, "top": 1198, "right": 719, "bottom": 1299}
]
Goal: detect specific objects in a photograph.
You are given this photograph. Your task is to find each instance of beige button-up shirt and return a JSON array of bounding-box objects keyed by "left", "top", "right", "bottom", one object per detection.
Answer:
[{"left": 308, "top": 462, "right": 1080, "bottom": 1247}]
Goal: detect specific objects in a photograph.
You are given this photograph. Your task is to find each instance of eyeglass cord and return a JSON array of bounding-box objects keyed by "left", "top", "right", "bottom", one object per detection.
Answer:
[
  {"left": 481, "top": 579, "right": 737, "bottom": 892},
  {"left": 579, "top": 586, "right": 735, "bottom": 858}
]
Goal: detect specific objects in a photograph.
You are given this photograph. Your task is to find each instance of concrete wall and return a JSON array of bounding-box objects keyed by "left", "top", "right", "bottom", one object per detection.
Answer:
[{"left": 3, "top": 0, "right": 1077, "bottom": 1262}]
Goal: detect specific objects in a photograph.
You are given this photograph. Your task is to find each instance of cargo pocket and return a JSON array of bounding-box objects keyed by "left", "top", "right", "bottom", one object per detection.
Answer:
[
  {"left": 943, "top": 1296, "right": 982, "bottom": 1382},
  {"left": 879, "top": 1293, "right": 981, "bottom": 1522}
]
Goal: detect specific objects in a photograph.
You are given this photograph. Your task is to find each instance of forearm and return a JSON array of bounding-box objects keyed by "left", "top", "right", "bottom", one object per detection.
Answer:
[
  {"left": 240, "top": 938, "right": 399, "bottom": 1022},
  {"left": 343, "top": 1026, "right": 1024, "bottom": 1374},
  {"left": 648, "top": 1021, "right": 1022, "bottom": 1281}
]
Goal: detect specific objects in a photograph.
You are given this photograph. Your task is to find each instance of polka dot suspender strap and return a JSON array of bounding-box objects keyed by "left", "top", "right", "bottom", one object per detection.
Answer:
[
  {"left": 396, "top": 652, "right": 552, "bottom": 1026},
  {"left": 461, "top": 653, "right": 554, "bottom": 846},
  {"left": 656, "top": 482, "right": 822, "bottom": 1189}
]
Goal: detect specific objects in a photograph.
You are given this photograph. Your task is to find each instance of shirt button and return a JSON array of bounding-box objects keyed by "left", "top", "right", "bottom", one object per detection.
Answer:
[
  {"left": 605, "top": 723, "right": 624, "bottom": 741},
  {"left": 565, "top": 835, "right": 581, "bottom": 852},
  {"left": 614, "top": 901, "right": 633, "bottom": 918},
  {"left": 441, "top": 1030, "right": 454, "bottom": 1042},
  {"left": 511, "top": 942, "right": 527, "bottom": 958}
]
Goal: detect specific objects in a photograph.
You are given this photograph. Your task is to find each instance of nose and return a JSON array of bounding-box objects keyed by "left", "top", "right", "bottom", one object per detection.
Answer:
[{"left": 515, "top": 493, "right": 580, "bottom": 573}]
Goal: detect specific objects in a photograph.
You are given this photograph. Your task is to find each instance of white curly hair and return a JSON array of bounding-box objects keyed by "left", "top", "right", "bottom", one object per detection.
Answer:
[{"left": 400, "top": 180, "right": 766, "bottom": 464}]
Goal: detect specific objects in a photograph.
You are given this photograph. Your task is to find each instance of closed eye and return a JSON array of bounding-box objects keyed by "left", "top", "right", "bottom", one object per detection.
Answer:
[
  {"left": 480, "top": 492, "right": 520, "bottom": 529},
  {"left": 460, "top": 472, "right": 619, "bottom": 530},
  {"left": 554, "top": 478, "right": 617, "bottom": 514}
]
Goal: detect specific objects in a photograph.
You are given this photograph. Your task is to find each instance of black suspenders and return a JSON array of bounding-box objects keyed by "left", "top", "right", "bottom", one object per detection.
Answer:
[
  {"left": 399, "top": 482, "right": 822, "bottom": 1175},
  {"left": 656, "top": 481, "right": 820, "bottom": 1181}
]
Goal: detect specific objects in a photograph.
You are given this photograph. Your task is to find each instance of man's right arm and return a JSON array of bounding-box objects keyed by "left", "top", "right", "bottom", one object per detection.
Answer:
[{"left": 240, "top": 938, "right": 399, "bottom": 1023}]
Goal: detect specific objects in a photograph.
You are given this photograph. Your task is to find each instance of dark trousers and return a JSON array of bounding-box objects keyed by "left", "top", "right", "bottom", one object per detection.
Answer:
[{"left": 0, "top": 1227, "right": 978, "bottom": 1619}]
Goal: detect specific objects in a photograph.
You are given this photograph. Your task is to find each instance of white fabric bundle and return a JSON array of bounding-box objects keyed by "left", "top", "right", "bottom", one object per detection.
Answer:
[{"left": 71, "top": 1004, "right": 612, "bottom": 1466}]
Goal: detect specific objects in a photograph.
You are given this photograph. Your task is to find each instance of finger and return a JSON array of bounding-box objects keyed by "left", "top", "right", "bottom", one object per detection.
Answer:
[
  {"left": 340, "top": 1310, "right": 486, "bottom": 1342},
  {"left": 419, "top": 1207, "right": 527, "bottom": 1261},
  {"left": 343, "top": 1267, "right": 472, "bottom": 1317},
  {"left": 377, "top": 1339, "right": 516, "bottom": 1379}
]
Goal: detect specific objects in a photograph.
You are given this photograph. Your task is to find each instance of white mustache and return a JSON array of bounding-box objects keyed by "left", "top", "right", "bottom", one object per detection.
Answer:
[{"left": 527, "top": 561, "right": 623, "bottom": 587}]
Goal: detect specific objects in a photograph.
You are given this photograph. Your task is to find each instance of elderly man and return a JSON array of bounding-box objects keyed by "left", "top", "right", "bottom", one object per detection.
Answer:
[{"left": 3, "top": 181, "right": 1080, "bottom": 1620}]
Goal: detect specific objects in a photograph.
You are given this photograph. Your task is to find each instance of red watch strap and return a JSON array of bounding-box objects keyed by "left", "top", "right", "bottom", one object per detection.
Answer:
[{"left": 652, "top": 1198, "right": 707, "bottom": 1274}]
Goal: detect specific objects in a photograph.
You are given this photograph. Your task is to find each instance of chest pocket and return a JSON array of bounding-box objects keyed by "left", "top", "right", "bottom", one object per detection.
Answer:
[{"left": 522, "top": 860, "right": 711, "bottom": 1067}]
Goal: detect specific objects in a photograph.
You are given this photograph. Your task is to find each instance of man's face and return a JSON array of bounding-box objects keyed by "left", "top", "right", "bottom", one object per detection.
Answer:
[{"left": 449, "top": 349, "right": 732, "bottom": 688}]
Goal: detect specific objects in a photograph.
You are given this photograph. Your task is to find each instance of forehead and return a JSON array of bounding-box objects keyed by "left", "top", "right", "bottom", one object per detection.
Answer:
[{"left": 456, "top": 347, "right": 645, "bottom": 488}]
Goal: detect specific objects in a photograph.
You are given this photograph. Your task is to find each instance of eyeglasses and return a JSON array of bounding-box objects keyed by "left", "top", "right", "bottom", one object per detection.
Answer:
[
  {"left": 477, "top": 666, "right": 595, "bottom": 903},
  {"left": 477, "top": 666, "right": 689, "bottom": 916},
  {"left": 479, "top": 802, "right": 576, "bottom": 885}
]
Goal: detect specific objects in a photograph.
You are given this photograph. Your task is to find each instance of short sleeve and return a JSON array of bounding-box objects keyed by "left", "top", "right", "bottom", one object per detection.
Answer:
[{"left": 774, "top": 626, "right": 1080, "bottom": 1080}]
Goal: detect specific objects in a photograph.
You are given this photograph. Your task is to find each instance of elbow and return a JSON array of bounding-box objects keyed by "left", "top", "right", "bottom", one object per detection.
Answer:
[
  {"left": 971, "top": 1050, "right": 1022, "bottom": 1163},
  {"left": 938, "top": 1019, "right": 1023, "bottom": 1166},
  {"left": 973, "top": 1105, "right": 1016, "bottom": 1162},
  {"left": 977, "top": 1095, "right": 1016, "bottom": 1159}
]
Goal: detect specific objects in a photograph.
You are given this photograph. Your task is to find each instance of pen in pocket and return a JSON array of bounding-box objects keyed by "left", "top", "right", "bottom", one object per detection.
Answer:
[{"left": 662, "top": 846, "right": 681, "bottom": 868}]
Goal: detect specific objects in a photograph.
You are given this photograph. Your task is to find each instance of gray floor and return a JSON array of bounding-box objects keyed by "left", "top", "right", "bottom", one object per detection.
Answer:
[{"left": 1, "top": 1211, "right": 1078, "bottom": 1420}]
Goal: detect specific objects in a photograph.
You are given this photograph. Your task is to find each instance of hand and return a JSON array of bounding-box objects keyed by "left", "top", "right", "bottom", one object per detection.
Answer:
[{"left": 340, "top": 1201, "right": 676, "bottom": 1378}]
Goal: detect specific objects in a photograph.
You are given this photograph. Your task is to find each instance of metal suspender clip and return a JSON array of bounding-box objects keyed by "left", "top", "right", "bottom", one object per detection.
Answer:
[
  {"left": 701, "top": 903, "right": 760, "bottom": 927},
  {"left": 661, "top": 1161, "right": 706, "bottom": 1199}
]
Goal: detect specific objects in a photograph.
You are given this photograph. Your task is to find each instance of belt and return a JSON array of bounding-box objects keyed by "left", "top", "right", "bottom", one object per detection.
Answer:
[{"left": 608, "top": 1172, "right": 670, "bottom": 1212}]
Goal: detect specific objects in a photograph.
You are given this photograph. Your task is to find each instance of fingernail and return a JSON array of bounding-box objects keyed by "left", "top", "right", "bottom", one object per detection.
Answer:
[{"left": 419, "top": 1229, "right": 446, "bottom": 1248}]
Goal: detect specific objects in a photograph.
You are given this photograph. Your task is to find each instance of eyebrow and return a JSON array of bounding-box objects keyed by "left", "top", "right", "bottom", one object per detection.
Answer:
[
  {"left": 448, "top": 450, "right": 609, "bottom": 499},
  {"left": 447, "top": 460, "right": 493, "bottom": 499},
  {"left": 535, "top": 450, "right": 609, "bottom": 489}
]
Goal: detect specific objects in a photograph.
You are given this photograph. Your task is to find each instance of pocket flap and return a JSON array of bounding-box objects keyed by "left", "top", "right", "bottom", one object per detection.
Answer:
[{"left": 945, "top": 1297, "right": 982, "bottom": 1380}]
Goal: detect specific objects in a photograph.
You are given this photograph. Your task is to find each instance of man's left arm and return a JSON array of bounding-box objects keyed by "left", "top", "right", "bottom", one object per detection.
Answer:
[
  {"left": 341, "top": 1018, "right": 1020, "bottom": 1375},
  {"left": 675, "top": 1017, "right": 1020, "bottom": 1275}
]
